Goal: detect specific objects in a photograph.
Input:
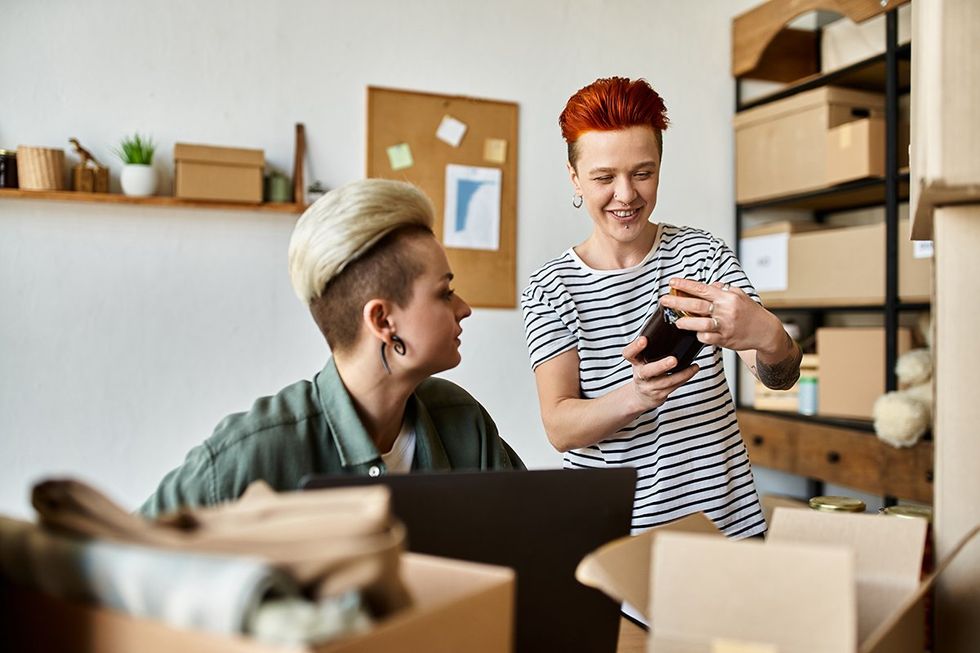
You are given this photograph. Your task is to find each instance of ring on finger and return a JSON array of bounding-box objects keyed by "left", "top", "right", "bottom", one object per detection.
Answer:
[
  {"left": 712, "top": 317, "right": 720, "bottom": 331},
  {"left": 708, "top": 302, "right": 715, "bottom": 315}
]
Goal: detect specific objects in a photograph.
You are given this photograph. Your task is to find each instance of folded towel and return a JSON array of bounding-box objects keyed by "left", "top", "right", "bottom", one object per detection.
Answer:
[
  {"left": 31, "top": 478, "right": 411, "bottom": 616},
  {"left": 0, "top": 517, "right": 296, "bottom": 636}
]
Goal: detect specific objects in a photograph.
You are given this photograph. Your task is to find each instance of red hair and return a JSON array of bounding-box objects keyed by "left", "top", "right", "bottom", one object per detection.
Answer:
[{"left": 559, "top": 77, "right": 669, "bottom": 165}]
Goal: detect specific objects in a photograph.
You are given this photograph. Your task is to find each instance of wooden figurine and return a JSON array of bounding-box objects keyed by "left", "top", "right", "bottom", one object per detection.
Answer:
[{"left": 70, "top": 137, "right": 109, "bottom": 193}]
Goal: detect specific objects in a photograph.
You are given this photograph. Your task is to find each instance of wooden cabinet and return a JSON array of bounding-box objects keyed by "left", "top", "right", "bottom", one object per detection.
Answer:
[{"left": 738, "top": 409, "right": 933, "bottom": 503}]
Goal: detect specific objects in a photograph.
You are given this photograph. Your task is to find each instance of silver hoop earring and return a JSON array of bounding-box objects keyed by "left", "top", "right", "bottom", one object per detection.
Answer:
[{"left": 572, "top": 194, "right": 583, "bottom": 209}]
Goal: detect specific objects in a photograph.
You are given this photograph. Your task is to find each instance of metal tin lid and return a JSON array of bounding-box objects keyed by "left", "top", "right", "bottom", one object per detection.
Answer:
[
  {"left": 882, "top": 504, "right": 933, "bottom": 522},
  {"left": 808, "top": 495, "right": 867, "bottom": 513},
  {"left": 667, "top": 287, "right": 696, "bottom": 320}
]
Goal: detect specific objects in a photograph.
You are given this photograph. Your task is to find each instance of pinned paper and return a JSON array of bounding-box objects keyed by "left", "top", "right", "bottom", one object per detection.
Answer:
[
  {"left": 483, "top": 138, "right": 508, "bottom": 164},
  {"left": 436, "top": 115, "right": 468, "bottom": 147},
  {"left": 444, "top": 164, "right": 501, "bottom": 251},
  {"left": 386, "top": 143, "right": 414, "bottom": 171}
]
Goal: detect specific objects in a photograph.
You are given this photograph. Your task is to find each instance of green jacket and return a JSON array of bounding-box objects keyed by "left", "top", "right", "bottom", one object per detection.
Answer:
[{"left": 140, "top": 358, "right": 525, "bottom": 517}]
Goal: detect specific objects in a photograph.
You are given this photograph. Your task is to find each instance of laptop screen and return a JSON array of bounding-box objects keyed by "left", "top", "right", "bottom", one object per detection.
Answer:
[{"left": 301, "top": 468, "right": 636, "bottom": 653}]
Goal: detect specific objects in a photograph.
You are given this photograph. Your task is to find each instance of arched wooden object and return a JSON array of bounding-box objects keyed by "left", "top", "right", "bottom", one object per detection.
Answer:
[{"left": 733, "top": 0, "right": 910, "bottom": 80}]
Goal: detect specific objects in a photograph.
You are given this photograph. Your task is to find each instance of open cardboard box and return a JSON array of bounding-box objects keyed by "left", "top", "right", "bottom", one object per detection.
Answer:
[
  {"left": 1, "top": 552, "right": 515, "bottom": 653},
  {"left": 579, "top": 508, "right": 980, "bottom": 653}
]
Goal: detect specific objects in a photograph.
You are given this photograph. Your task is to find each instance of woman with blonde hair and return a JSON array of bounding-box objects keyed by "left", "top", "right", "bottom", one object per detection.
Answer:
[{"left": 142, "top": 179, "right": 523, "bottom": 517}]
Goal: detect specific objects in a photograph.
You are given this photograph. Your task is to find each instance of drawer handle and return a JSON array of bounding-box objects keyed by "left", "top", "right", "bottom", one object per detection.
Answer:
[
  {"left": 826, "top": 451, "right": 841, "bottom": 464},
  {"left": 752, "top": 435, "right": 764, "bottom": 446},
  {"left": 926, "top": 470, "right": 934, "bottom": 483}
]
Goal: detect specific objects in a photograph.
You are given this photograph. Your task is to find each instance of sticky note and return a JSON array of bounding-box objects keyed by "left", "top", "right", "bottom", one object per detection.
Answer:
[
  {"left": 483, "top": 138, "right": 508, "bottom": 164},
  {"left": 386, "top": 143, "right": 414, "bottom": 171},
  {"left": 436, "top": 115, "right": 468, "bottom": 147}
]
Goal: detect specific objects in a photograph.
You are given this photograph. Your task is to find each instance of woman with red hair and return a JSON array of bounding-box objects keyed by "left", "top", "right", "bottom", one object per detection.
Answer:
[{"left": 521, "top": 78, "right": 800, "bottom": 539}]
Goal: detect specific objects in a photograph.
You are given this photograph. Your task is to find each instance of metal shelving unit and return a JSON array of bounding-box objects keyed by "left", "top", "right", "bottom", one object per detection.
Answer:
[{"left": 732, "top": 5, "right": 932, "bottom": 504}]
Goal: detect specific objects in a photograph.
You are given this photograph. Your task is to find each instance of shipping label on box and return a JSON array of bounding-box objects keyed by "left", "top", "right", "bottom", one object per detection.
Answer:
[{"left": 741, "top": 232, "right": 789, "bottom": 292}]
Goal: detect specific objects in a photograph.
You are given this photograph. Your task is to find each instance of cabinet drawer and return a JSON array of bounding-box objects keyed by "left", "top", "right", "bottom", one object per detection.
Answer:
[
  {"left": 738, "top": 410, "right": 796, "bottom": 470},
  {"left": 879, "top": 440, "right": 934, "bottom": 504},
  {"left": 795, "top": 422, "right": 880, "bottom": 489}
]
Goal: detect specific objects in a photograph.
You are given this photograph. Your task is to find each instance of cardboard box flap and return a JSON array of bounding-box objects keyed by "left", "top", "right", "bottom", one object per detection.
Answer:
[
  {"left": 174, "top": 143, "right": 264, "bottom": 168},
  {"left": 575, "top": 513, "right": 718, "bottom": 621},
  {"left": 733, "top": 86, "right": 885, "bottom": 131},
  {"left": 861, "top": 523, "right": 980, "bottom": 653},
  {"left": 769, "top": 508, "right": 926, "bottom": 644},
  {"left": 652, "top": 532, "right": 857, "bottom": 653}
]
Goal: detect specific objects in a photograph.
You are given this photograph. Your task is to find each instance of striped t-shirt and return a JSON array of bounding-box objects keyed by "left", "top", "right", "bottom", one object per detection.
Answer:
[{"left": 521, "top": 223, "right": 766, "bottom": 538}]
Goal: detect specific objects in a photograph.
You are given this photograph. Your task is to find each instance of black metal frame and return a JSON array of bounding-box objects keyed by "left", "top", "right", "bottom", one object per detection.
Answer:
[{"left": 733, "top": 7, "right": 913, "bottom": 505}]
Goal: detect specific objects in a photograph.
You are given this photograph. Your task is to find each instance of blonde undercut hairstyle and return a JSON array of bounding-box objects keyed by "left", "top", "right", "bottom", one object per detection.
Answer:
[{"left": 288, "top": 179, "right": 435, "bottom": 351}]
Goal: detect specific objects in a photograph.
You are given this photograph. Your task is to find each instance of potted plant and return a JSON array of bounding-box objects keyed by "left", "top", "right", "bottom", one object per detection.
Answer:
[{"left": 115, "top": 133, "right": 157, "bottom": 196}]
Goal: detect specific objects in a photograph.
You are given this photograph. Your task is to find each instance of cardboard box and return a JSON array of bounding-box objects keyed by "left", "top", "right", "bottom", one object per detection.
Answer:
[
  {"left": 820, "top": 5, "right": 912, "bottom": 74},
  {"left": 576, "top": 513, "right": 721, "bottom": 622},
  {"left": 174, "top": 142, "right": 264, "bottom": 203},
  {"left": 579, "top": 507, "right": 980, "bottom": 653},
  {"left": 734, "top": 87, "right": 885, "bottom": 203},
  {"left": 742, "top": 219, "right": 932, "bottom": 306},
  {"left": 1, "top": 552, "right": 515, "bottom": 653},
  {"left": 909, "top": 0, "right": 980, "bottom": 239},
  {"left": 826, "top": 117, "right": 910, "bottom": 187},
  {"left": 817, "top": 327, "right": 912, "bottom": 420}
]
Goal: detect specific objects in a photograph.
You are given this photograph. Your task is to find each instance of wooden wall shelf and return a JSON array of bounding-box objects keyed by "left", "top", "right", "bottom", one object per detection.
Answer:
[
  {"left": 738, "top": 409, "right": 933, "bottom": 503},
  {"left": 0, "top": 188, "right": 306, "bottom": 214}
]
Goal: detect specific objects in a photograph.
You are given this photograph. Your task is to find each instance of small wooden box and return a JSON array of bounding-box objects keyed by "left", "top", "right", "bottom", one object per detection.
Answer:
[{"left": 72, "top": 165, "right": 109, "bottom": 193}]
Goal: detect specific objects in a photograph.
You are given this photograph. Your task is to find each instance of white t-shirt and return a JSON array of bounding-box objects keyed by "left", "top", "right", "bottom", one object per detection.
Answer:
[
  {"left": 381, "top": 422, "right": 417, "bottom": 473},
  {"left": 520, "top": 223, "right": 766, "bottom": 538}
]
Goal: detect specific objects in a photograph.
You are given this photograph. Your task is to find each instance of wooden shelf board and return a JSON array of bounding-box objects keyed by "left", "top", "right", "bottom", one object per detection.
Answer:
[
  {"left": 738, "top": 44, "right": 911, "bottom": 111},
  {"left": 761, "top": 297, "right": 931, "bottom": 311},
  {"left": 0, "top": 188, "right": 306, "bottom": 214},
  {"left": 737, "top": 406, "right": 875, "bottom": 432},
  {"left": 738, "top": 175, "right": 910, "bottom": 212}
]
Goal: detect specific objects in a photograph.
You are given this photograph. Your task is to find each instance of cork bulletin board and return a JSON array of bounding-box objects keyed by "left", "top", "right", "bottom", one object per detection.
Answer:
[{"left": 366, "top": 86, "right": 519, "bottom": 308}]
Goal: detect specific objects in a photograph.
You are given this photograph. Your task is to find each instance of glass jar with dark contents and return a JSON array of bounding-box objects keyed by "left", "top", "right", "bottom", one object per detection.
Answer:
[
  {"left": 637, "top": 287, "right": 705, "bottom": 371},
  {"left": 0, "top": 149, "right": 18, "bottom": 188}
]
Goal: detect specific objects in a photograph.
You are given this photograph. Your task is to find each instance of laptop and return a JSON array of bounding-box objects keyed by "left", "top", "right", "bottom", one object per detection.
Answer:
[{"left": 301, "top": 468, "right": 636, "bottom": 653}]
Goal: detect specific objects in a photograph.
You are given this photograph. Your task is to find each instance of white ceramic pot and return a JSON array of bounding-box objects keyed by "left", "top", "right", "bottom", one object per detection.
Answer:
[{"left": 120, "top": 164, "right": 157, "bottom": 197}]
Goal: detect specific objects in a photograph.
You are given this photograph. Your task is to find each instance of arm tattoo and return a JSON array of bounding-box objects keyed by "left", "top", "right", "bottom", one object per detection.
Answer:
[{"left": 757, "top": 336, "right": 803, "bottom": 390}]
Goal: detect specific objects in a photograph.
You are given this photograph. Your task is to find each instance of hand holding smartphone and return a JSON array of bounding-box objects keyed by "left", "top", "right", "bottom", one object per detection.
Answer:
[{"left": 636, "top": 287, "right": 705, "bottom": 370}]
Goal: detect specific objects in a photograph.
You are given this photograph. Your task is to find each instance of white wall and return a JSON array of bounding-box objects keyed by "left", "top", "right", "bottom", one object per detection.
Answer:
[{"left": 0, "top": 0, "right": 759, "bottom": 516}]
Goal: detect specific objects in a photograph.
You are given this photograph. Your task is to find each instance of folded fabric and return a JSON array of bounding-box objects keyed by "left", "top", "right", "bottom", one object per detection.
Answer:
[
  {"left": 0, "top": 516, "right": 296, "bottom": 636},
  {"left": 31, "top": 478, "right": 411, "bottom": 616},
  {"left": 250, "top": 593, "right": 373, "bottom": 646}
]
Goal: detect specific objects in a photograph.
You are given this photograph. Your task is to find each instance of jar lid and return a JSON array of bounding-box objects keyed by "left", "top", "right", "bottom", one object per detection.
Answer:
[
  {"left": 667, "top": 287, "right": 696, "bottom": 320},
  {"left": 808, "top": 495, "right": 867, "bottom": 513},
  {"left": 882, "top": 504, "right": 933, "bottom": 522}
]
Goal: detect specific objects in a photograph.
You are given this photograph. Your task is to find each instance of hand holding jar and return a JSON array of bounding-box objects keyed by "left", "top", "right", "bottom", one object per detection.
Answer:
[{"left": 658, "top": 277, "right": 787, "bottom": 355}]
